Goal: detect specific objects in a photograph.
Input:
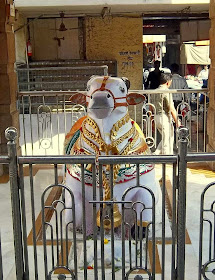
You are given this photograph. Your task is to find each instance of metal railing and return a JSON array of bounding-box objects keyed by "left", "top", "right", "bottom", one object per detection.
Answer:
[
  {"left": 16, "top": 65, "right": 108, "bottom": 91},
  {"left": 19, "top": 60, "right": 117, "bottom": 75},
  {"left": 19, "top": 59, "right": 117, "bottom": 69},
  {"left": 18, "top": 91, "right": 87, "bottom": 155},
  {"left": 133, "top": 88, "right": 208, "bottom": 153},
  {"left": 18, "top": 88, "right": 208, "bottom": 156},
  {"left": 0, "top": 233, "right": 3, "bottom": 280},
  {"left": 0, "top": 129, "right": 20, "bottom": 280},
  {"left": 1, "top": 127, "right": 179, "bottom": 280},
  {"left": 0, "top": 127, "right": 215, "bottom": 280}
]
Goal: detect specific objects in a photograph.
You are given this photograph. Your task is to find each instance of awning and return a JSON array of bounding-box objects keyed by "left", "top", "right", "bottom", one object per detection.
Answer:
[
  {"left": 180, "top": 43, "right": 211, "bottom": 65},
  {"left": 180, "top": 20, "right": 210, "bottom": 42}
]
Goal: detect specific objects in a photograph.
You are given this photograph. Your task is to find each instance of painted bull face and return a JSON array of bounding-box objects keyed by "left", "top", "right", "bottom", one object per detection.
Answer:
[
  {"left": 69, "top": 76, "right": 145, "bottom": 119},
  {"left": 87, "top": 76, "right": 128, "bottom": 119}
]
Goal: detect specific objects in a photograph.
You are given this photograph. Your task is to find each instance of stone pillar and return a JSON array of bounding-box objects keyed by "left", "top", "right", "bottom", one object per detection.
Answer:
[
  {"left": 0, "top": 0, "right": 20, "bottom": 174},
  {"left": 207, "top": 0, "right": 215, "bottom": 168}
]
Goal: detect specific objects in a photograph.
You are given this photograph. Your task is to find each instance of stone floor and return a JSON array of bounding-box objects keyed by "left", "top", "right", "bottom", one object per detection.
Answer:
[{"left": 0, "top": 162, "right": 215, "bottom": 280}]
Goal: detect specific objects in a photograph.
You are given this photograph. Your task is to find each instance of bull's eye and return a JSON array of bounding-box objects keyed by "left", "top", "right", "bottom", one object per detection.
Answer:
[
  {"left": 120, "top": 86, "right": 125, "bottom": 93},
  {"left": 107, "top": 94, "right": 111, "bottom": 98},
  {"left": 90, "top": 95, "right": 93, "bottom": 99}
]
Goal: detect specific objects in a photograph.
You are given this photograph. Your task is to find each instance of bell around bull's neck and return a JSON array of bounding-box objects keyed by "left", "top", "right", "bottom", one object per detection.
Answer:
[
  {"left": 96, "top": 203, "right": 122, "bottom": 230},
  {"left": 96, "top": 170, "right": 122, "bottom": 230}
]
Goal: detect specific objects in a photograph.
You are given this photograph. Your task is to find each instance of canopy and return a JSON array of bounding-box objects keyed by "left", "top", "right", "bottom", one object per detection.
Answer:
[{"left": 180, "top": 43, "right": 211, "bottom": 65}]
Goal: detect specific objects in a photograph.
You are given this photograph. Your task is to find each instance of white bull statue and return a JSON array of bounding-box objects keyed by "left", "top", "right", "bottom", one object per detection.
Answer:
[{"left": 64, "top": 76, "right": 158, "bottom": 237}]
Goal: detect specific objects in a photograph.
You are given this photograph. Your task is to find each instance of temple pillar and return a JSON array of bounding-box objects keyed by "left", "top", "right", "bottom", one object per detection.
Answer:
[
  {"left": 207, "top": 0, "right": 215, "bottom": 168},
  {"left": 0, "top": 0, "right": 20, "bottom": 174}
]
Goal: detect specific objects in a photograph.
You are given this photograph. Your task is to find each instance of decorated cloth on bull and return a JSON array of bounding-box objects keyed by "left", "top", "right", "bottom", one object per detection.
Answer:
[
  {"left": 64, "top": 76, "right": 158, "bottom": 235},
  {"left": 65, "top": 116, "right": 154, "bottom": 186}
]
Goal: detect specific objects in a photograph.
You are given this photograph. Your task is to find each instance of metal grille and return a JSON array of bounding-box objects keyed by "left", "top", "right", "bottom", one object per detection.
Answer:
[
  {"left": 16, "top": 155, "right": 177, "bottom": 280},
  {"left": 2, "top": 127, "right": 184, "bottom": 280},
  {"left": 18, "top": 92, "right": 86, "bottom": 155},
  {"left": 18, "top": 89, "right": 209, "bottom": 156},
  {"left": 24, "top": 60, "right": 117, "bottom": 76},
  {"left": 140, "top": 89, "right": 208, "bottom": 153},
  {"left": 0, "top": 233, "right": 3, "bottom": 280},
  {"left": 16, "top": 65, "right": 108, "bottom": 91},
  {"left": 1, "top": 127, "right": 215, "bottom": 280},
  {"left": 199, "top": 182, "right": 215, "bottom": 280},
  {"left": 0, "top": 144, "right": 15, "bottom": 280}
]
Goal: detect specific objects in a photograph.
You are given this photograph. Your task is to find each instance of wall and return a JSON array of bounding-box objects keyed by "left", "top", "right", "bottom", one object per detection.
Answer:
[
  {"left": 207, "top": 0, "right": 215, "bottom": 167},
  {"left": 30, "top": 18, "right": 80, "bottom": 60},
  {"left": 85, "top": 16, "right": 143, "bottom": 89}
]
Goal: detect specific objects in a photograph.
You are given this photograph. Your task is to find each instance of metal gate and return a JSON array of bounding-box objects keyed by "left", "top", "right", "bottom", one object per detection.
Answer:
[{"left": 1, "top": 127, "right": 215, "bottom": 280}]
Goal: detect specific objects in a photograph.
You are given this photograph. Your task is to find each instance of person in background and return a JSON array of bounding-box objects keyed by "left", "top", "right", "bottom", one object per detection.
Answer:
[
  {"left": 198, "top": 65, "right": 209, "bottom": 88},
  {"left": 169, "top": 63, "right": 188, "bottom": 109},
  {"left": 198, "top": 65, "right": 209, "bottom": 104},
  {"left": 151, "top": 73, "right": 181, "bottom": 155},
  {"left": 145, "top": 60, "right": 163, "bottom": 89},
  {"left": 143, "top": 68, "right": 150, "bottom": 89}
]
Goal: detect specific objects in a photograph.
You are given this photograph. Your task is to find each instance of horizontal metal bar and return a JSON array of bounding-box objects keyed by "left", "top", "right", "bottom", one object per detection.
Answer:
[
  {"left": 18, "top": 91, "right": 85, "bottom": 96},
  {"left": 26, "top": 60, "right": 115, "bottom": 66},
  {"left": 18, "top": 88, "right": 208, "bottom": 97},
  {"left": 19, "top": 75, "right": 91, "bottom": 79},
  {"left": 16, "top": 65, "right": 108, "bottom": 71},
  {"left": 18, "top": 155, "right": 178, "bottom": 165},
  {"left": 18, "top": 81, "right": 89, "bottom": 86},
  {"left": 0, "top": 156, "right": 10, "bottom": 164},
  {"left": 186, "top": 153, "right": 215, "bottom": 162},
  {"left": 132, "top": 88, "right": 208, "bottom": 95},
  {"left": 98, "top": 155, "right": 178, "bottom": 164},
  {"left": 18, "top": 155, "right": 95, "bottom": 164},
  {"left": 89, "top": 201, "right": 132, "bottom": 204}
]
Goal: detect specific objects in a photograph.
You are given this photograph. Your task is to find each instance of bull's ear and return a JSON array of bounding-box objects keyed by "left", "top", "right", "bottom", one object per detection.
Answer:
[
  {"left": 127, "top": 93, "right": 146, "bottom": 105},
  {"left": 69, "top": 92, "right": 87, "bottom": 106}
]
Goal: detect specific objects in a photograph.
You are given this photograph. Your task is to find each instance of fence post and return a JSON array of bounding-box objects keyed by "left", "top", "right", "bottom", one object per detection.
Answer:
[
  {"left": 5, "top": 127, "right": 24, "bottom": 280},
  {"left": 0, "top": 232, "right": 3, "bottom": 280},
  {"left": 177, "top": 127, "right": 189, "bottom": 280}
]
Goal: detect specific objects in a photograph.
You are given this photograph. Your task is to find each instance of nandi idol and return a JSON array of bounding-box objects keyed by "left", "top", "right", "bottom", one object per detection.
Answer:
[{"left": 64, "top": 76, "right": 158, "bottom": 236}]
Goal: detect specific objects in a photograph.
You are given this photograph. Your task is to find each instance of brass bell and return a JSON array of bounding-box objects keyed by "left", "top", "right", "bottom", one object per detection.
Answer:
[{"left": 96, "top": 203, "right": 122, "bottom": 230}]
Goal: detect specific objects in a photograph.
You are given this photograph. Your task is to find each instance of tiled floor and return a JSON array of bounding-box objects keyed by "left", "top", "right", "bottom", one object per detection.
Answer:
[{"left": 0, "top": 163, "right": 215, "bottom": 280}]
